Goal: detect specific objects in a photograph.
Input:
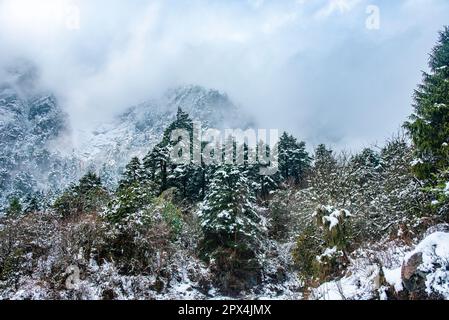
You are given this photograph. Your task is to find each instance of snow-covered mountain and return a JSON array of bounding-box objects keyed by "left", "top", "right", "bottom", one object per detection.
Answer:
[
  {"left": 0, "top": 64, "right": 254, "bottom": 210},
  {"left": 77, "top": 85, "right": 253, "bottom": 186},
  {"left": 0, "top": 65, "right": 75, "bottom": 210}
]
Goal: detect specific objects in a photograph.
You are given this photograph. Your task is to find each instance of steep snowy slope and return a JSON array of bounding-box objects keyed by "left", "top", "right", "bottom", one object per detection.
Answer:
[{"left": 0, "top": 67, "right": 76, "bottom": 210}]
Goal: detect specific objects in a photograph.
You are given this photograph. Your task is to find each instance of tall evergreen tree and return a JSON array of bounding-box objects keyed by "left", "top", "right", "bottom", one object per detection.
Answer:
[
  {"left": 144, "top": 143, "right": 170, "bottom": 192},
  {"left": 118, "top": 157, "right": 144, "bottom": 191},
  {"left": 246, "top": 141, "right": 278, "bottom": 199},
  {"left": 198, "top": 164, "right": 263, "bottom": 293},
  {"left": 405, "top": 27, "right": 449, "bottom": 180},
  {"left": 278, "top": 132, "right": 311, "bottom": 185},
  {"left": 198, "top": 165, "right": 261, "bottom": 255},
  {"left": 6, "top": 197, "right": 22, "bottom": 218},
  {"left": 350, "top": 148, "right": 382, "bottom": 186},
  {"left": 22, "top": 192, "right": 43, "bottom": 214},
  {"left": 53, "top": 172, "right": 109, "bottom": 218},
  {"left": 311, "top": 144, "right": 340, "bottom": 204},
  {"left": 107, "top": 156, "right": 158, "bottom": 223},
  {"left": 143, "top": 108, "right": 198, "bottom": 196}
]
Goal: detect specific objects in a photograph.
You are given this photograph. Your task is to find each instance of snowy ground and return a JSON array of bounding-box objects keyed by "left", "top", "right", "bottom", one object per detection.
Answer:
[
  {"left": 2, "top": 222, "right": 449, "bottom": 300},
  {"left": 0, "top": 240, "right": 303, "bottom": 300},
  {"left": 311, "top": 226, "right": 449, "bottom": 300}
]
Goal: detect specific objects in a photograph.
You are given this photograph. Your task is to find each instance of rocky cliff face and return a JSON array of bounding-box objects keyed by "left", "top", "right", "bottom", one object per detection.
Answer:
[{"left": 0, "top": 66, "right": 74, "bottom": 210}]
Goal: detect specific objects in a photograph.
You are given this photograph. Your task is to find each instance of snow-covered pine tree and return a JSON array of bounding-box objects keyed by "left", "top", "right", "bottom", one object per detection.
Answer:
[
  {"left": 310, "top": 144, "right": 340, "bottom": 204},
  {"left": 198, "top": 164, "right": 261, "bottom": 255},
  {"left": 118, "top": 157, "right": 144, "bottom": 191},
  {"left": 349, "top": 148, "right": 382, "bottom": 208},
  {"left": 76, "top": 172, "right": 103, "bottom": 195},
  {"left": 11, "top": 172, "right": 37, "bottom": 200},
  {"left": 53, "top": 172, "right": 109, "bottom": 218},
  {"left": 107, "top": 157, "right": 157, "bottom": 224},
  {"left": 143, "top": 107, "right": 205, "bottom": 200},
  {"left": 278, "top": 132, "right": 311, "bottom": 185},
  {"left": 22, "top": 192, "right": 43, "bottom": 214},
  {"left": 198, "top": 164, "right": 263, "bottom": 292},
  {"left": 405, "top": 27, "right": 449, "bottom": 180},
  {"left": 146, "top": 143, "right": 169, "bottom": 190},
  {"left": 5, "top": 197, "right": 22, "bottom": 218},
  {"left": 376, "top": 135, "right": 428, "bottom": 233},
  {"left": 246, "top": 141, "right": 278, "bottom": 199}
]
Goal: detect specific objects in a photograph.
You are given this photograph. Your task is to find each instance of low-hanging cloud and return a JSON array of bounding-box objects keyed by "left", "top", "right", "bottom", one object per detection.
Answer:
[{"left": 0, "top": 0, "right": 448, "bottom": 150}]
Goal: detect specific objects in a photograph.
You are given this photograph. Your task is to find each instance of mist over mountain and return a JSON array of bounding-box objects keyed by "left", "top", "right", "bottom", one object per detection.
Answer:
[{"left": 0, "top": 62, "right": 254, "bottom": 209}]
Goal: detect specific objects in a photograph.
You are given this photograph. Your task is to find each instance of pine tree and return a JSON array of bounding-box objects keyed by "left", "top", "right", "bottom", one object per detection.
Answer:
[
  {"left": 405, "top": 27, "right": 449, "bottom": 180},
  {"left": 198, "top": 165, "right": 261, "bottom": 255},
  {"left": 311, "top": 144, "right": 339, "bottom": 203},
  {"left": 6, "top": 197, "right": 22, "bottom": 218},
  {"left": 162, "top": 108, "right": 193, "bottom": 144},
  {"left": 12, "top": 172, "right": 37, "bottom": 199},
  {"left": 22, "top": 192, "right": 42, "bottom": 214},
  {"left": 53, "top": 172, "right": 109, "bottom": 218},
  {"left": 76, "top": 172, "right": 103, "bottom": 195},
  {"left": 107, "top": 157, "right": 157, "bottom": 223},
  {"left": 198, "top": 164, "right": 263, "bottom": 293},
  {"left": 143, "top": 108, "right": 196, "bottom": 195},
  {"left": 106, "top": 183, "right": 155, "bottom": 224},
  {"left": 246, "top": 141, "right": 279, "bottom": 199},
  {"left": 144, "top": 143, "right": 170, "bottom": 192},
  {"left": 376, "top": 135, "right": 427, "bottom": 230},
  {"left": 278, "top": 132, "right": 311, "bottom": 185},
  {"left": 350, "top": 148, "right": 382, "bottom": 193},
  {"left": 118, "top": 157, "right": 144, "bottom": 191},
  {"left": 268, "top": 188, "right": 293, "bottom": 240}
]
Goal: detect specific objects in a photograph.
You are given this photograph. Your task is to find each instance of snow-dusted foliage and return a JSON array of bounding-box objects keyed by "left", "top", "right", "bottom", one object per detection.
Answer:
[
  {"left": 198, "top": 166, "right": 262, "bottom": 248},
  {"left": 197, "top": 165, "right": 264, "bottom": 294},
  {"left": 310, "top": 228, "right": 449, "bottom": 300},
  {"left": 271, "top": 136, "right": 428, "bottom": 245}
]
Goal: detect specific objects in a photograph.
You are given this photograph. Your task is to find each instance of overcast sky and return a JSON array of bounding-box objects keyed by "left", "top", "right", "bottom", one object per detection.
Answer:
[{"left": 0, "top": 0, "right": 448, "bottom": 150}]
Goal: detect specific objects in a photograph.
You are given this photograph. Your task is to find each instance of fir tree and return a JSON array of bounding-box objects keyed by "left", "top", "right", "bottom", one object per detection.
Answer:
[
  {"left": 405, "top": 27, "right": 449, "bottom": 180},
  {"left": 198, "top": 164, "right": 263, "bottom": 293},
  {"left": 311, "top": 144, "right": 339, "bottom": 203},
  {"left": 143, "top": 108, "right": 195, "bottom": 194},
  {"left": 144, "top": 143, "right": 170, "bottom": 192},
  {"left": 198, "top": 165, "right": 261, "bottom": 255},
  {"left": 6, "top": 197, "right": 22, "bottom": 218},
  {"left": 106, "top": 156, "right": 158, "bottom": 223},
  {"left": 118, "top": 157, "right": 144, "bottom": 191},
  {"left": 350, "top": 148, "right": 382, "bottom": 191},
  {"left": 53, "top": 172, "right": 109, "bottom": 218},
  {"left": 106, "top": 182, "right": 156, "bottom": 224},
  {"left": 22, "top": 192, "right": 42, "bottom": 214},
  {"left": 278, "top": 132, "right": 311, "bottom": 185},
  {"left": 246, "top": 141, "right": 279, "bottom": 199}
]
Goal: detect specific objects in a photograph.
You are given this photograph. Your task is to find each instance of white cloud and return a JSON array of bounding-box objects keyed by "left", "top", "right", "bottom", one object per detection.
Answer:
[
  {"left": 0, "top": 0, "right": 448, "bottom": 149},
  {"left": 315, "top": 0, "right": 362, "bottom": 19}
]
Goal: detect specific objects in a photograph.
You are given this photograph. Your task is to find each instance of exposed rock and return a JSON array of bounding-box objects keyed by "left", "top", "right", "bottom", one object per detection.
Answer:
[
  {"left": 401, "top": 252, "right": 425, "bottom": 293},
  {"left": 401, "top": 232, "right": 449, "bottom": 300}
]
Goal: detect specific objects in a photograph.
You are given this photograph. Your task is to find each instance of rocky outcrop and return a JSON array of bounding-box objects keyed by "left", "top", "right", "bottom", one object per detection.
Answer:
[
  {"left": 400, "top": 232, "right": 449, "bottom": 300},
  {"left": 401, "top": 252, "right": 427, "bottom": 298}
]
